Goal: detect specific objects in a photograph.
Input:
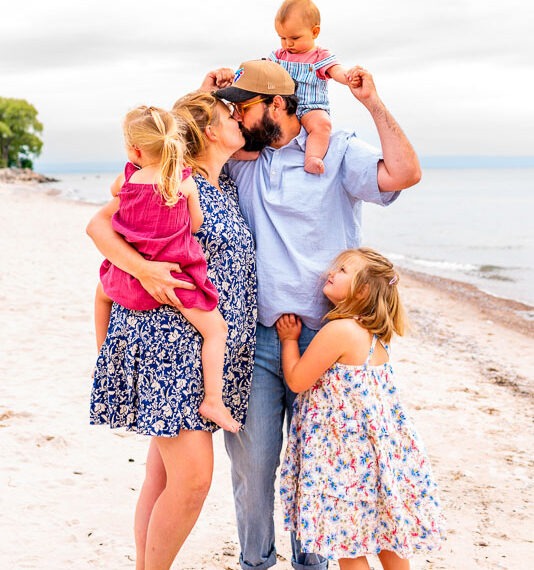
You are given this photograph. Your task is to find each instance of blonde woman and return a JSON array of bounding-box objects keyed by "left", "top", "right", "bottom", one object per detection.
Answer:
[{"left": 88, "top": 93, "right": 256, "bottom": 569}]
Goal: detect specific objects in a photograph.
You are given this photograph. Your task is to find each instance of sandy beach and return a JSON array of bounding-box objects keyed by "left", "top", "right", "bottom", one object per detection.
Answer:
[{"left": 0, "top": 182, "right": 532, "bottom": 570}]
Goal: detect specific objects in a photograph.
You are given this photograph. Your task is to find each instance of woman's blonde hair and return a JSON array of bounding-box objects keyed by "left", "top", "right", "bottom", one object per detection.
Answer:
[
  {"left": 325, "top": 247, "right": 407, "bottom": 342},
  {"left": 276, "top": 0, "right": 321, "bottom": 27},
  {"left": 171, "top": 91, "right": 221, "bottom": 179},
  {"left": 123, "top": 106, "right": 184, "bottom": 206}
]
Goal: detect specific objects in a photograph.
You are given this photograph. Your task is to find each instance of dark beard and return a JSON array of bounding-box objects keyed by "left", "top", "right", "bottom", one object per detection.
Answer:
[{"left": 240, "top": 111, "right": 282, "bottom": 152}]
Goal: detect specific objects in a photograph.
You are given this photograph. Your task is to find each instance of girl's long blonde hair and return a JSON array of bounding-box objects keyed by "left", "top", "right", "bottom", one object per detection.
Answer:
[
  {"left": 171, "top": 91, "right": 221, "bottom": 179},
  {"left": 325, "top": 247, "right": 407, "bottom": 343},
  {"left": 123, "top": 106, "right": 185, "bottom": 206}
]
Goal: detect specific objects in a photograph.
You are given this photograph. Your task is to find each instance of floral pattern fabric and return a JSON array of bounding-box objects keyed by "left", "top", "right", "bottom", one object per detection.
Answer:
[
  {"left": 280, "top": 335, "right": 445, "bottom": 560},
  {"left": 90, "top": 174, "right": 257, "bottom": 436}
]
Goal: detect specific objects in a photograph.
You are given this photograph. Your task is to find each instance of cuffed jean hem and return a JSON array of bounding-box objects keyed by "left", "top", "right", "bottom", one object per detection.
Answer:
[
  {"left": 291, "top": 533, "right": 328, "bottom": 570},
  {"left": 292, "top": 560, "right": 328, "bottom": 570},
  {"left": 240, "top": 548, "right": 277, "bottom": 570}
]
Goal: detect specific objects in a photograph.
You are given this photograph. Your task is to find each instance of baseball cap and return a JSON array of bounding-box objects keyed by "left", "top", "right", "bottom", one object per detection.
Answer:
[{"left": 215, "top": 59, "right": 295, "bottom": 103}]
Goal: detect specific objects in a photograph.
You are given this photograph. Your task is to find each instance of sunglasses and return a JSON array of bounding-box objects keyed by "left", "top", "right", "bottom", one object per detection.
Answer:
[{"left": 228, "top": 98, "right": 267, "bottom": 117}]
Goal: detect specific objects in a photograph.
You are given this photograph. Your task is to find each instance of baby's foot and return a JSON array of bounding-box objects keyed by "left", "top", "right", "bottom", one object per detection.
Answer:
[
  {"left": 199, "top": 400, "right": 241, "bottom": 433},
  {"left": 304, "top": 156, "right": 325, "bottom": 175}
]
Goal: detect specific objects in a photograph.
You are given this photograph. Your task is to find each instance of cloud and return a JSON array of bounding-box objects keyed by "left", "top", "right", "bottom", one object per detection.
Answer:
[{"left": 2, "top": 0, "right": 532, "bottom": 164}]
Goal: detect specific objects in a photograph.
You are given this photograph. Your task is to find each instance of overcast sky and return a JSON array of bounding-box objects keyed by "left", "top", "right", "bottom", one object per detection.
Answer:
[{"left": 2, "top": 0, "right": 532, "bottom": 168}]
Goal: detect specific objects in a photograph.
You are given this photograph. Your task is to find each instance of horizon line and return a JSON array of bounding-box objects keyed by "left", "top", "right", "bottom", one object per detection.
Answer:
[{"left": 33, "top": 155, "right": 534, "bottom": 174}]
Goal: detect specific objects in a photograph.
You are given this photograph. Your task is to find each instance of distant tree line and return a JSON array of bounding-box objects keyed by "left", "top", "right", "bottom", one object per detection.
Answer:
[{"left": 0, "top": 98, "right": 43, "bottom": 169}]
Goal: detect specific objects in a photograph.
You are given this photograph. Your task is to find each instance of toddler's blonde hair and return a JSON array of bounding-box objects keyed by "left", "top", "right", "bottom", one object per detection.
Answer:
[
  {"left": 325, "top": 247, "right": 407, "bottom": 343},
  {"left": 123, "top": 106, "right": 184, "bottom": 206},
  {"left": 275, "top": 0, "right": 321, "bottom": 27}
]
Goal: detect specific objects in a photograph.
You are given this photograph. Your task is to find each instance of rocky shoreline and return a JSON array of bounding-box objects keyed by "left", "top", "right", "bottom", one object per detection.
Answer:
[{"left": 0, "top": 167, "right": 58, "bottom": 183}]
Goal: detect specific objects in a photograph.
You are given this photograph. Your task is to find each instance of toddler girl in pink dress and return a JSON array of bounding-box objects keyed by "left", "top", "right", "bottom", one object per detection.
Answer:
[{"left": 94, "top": 105, "right": 240, "bottom": 432}]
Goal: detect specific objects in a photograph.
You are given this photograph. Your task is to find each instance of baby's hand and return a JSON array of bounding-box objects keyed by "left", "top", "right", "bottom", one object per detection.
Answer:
[{"left": 276, "top": 314, "right": 302, "bottom": 341}]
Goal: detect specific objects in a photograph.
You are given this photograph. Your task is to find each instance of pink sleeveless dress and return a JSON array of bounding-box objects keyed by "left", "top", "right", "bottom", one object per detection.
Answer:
[{"left": 100, "top": 162, "right": 218, "bottom": 311}]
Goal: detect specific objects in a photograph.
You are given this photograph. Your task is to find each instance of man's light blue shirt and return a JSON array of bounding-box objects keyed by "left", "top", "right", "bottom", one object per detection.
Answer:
[{"left": 225, "top": 127, "right": 400, "bottom": 330}]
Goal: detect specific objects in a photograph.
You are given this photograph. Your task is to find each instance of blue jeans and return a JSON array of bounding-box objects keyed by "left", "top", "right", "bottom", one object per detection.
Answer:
[{"left": 224, "top": 323, "right": 327, "bottom": 570}]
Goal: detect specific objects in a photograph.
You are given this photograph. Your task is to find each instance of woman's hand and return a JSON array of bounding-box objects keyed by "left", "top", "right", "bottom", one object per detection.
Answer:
[
  {"left": 275, "top": 313, "right": 302, "bottom": 342},
  {"left": 199, "top": 68, "right": 235, "bottom": 91},
  {"left": 136, "top": 260, "right": 195, "bottom": 308}
]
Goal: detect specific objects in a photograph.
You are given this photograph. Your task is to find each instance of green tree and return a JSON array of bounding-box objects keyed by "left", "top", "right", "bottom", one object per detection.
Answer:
[{"left": 0, "top": 97, "right": 43, "bottom": 169}]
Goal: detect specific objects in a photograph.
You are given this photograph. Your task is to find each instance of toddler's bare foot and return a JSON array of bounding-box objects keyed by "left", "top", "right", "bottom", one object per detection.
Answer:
[
  {"left": 199, "top": 400, "right": 241, "bottom": 433},
  {"left": 304, "top": 156, "right": 325, "bottom": 175}
]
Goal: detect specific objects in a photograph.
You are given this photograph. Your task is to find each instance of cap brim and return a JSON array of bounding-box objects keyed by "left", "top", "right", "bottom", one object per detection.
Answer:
[{"left": 214, "top": 86, "right": 260, "bottom": 103}]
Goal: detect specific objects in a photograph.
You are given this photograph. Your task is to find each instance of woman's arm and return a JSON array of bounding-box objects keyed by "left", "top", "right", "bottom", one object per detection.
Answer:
[
  {"left": 276, "top": 315, "right": 345, "bottom": 393},
  {"left": 86, "top": 199, "right": 194, "bottom": 307}
]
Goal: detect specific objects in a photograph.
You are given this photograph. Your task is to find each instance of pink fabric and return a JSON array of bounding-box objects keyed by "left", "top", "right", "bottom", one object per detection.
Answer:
[
  {"left": 272, "top": 47, "right": 339, "bottom": 80},
  {"left": 100, "top": 162, "right": 218, "bottom": 311}
]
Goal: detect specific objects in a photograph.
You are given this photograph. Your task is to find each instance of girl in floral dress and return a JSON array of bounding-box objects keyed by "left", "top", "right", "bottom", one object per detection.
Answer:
[{"left": 276, "top": 247, "right": 444, "bottom": 569}]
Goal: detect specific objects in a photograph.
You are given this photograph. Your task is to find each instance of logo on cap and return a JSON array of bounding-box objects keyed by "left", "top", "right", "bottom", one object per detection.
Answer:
[{"left": 233, "top": 67, "right": 244, "bottom": 84}]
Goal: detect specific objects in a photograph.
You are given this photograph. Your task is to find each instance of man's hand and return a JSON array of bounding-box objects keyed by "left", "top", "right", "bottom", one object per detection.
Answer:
[
  {"left": 137, "top": 261, "right": 195, "bottom": 309},
  {"left": 275, "top": 313, "right": 302, "bottom": 342},
  {"left": 346, "top": 66, "right": 379, "bottom": 106},
  {"left": 199, "top": 68, "right": 235, "bottom": 92}
]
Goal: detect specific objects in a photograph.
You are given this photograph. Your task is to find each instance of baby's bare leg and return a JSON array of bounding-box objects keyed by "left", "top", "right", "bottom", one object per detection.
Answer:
[
  {"left": 94, "top": 282, "right": 113, "bottom": 350},
  {"left": 179, "top": 305, "right": 240, "bottom": 432},
  {"left": 301, "top": 109, "right": 332, "bottom": 175}
]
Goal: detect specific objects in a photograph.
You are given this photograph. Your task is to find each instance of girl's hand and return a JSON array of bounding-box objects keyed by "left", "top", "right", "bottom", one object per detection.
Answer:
[{"left": 276, "top": 314, "right": 302, "bottom": 341}]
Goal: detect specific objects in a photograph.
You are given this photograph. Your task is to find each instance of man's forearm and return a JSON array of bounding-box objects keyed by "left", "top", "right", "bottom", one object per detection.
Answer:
[{"left": 367, "top": 97, "right": 421, "bottom": 192}]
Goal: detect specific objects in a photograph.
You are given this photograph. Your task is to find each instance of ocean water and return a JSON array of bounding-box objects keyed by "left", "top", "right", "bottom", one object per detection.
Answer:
[
  {"left": 362, "top": 168, "right": 534, "bottom": 308},
  {"left": 39, "top": 167, "right": 534, "bottom": 307}
]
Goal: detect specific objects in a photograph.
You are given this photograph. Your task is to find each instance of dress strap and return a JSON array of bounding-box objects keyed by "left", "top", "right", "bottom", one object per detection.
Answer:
[
  {"left": 124, "top": 161, "right": 140, "bottom": 182},
  {"left": 364, "top": 334, "right": 379, "bottom": 367}
]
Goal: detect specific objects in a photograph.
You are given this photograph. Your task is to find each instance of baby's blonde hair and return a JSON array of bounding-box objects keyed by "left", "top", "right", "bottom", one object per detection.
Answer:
[
  {"left": 171, "top": 91, "right": 221, "bottom": 179},
  {"left": 123, "top": 106, "right": 184, "bottom": 206},
  {"left": 325, "top": 247, "right": 407, "bottom": 343},
  {"left": 275, "top": 0, "right": 321, "bottom": 27}
]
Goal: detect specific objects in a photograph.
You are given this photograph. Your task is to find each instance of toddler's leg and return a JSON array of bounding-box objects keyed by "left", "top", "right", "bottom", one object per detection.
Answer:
[
  {"left": 301, "top": 109, "right": 332, "bottom": 175},
  {"left": 179, "top": 306, "right": 240, "bottom": 432},
  {"left": 94, "top": 282, "right": 113, "bottom": 350},
  {"left": 377, "top": 550, "right": 410, "bottom": 570}
]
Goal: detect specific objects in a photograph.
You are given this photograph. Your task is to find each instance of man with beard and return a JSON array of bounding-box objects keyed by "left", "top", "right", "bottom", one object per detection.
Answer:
[{"left": 207, "top": 59, "right": 422, "bottom": 570}]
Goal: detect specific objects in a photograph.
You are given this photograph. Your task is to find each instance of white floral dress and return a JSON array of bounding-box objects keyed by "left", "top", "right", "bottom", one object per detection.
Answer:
[{"left": 280, "top": 335, "right": 445, "bottom": 560}]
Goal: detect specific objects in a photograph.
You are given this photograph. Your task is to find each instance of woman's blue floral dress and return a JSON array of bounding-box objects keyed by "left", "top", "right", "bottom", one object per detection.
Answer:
[
  {"left": 280, "top": 335, "right": 445, "bottom": 560},
  {"left": 90, "top": 174, "right": 257, "bottom": 436}
]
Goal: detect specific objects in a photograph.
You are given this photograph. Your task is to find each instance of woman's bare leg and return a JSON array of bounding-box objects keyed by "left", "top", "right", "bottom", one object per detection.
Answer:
[
  {"left": 144, "top": 430, "right": 213, "bottom": 570},
  {"left": 179, "top": 306, "right": 240, "bottom": 432},
  {"left": 134, "top": 440, "right": 166, "bottom": 570}
]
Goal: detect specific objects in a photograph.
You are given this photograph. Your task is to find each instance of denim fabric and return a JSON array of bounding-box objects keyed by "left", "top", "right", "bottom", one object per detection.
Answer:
[{"left": 225, "top": 323, "right": 328, "bottom": 570}]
